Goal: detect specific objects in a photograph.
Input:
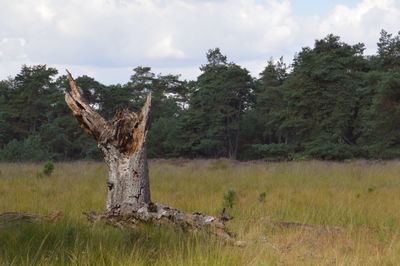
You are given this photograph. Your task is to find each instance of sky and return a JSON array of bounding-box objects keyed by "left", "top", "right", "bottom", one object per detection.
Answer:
[{"left": 0, "top": 0, "right": 399, "bottom": 84}]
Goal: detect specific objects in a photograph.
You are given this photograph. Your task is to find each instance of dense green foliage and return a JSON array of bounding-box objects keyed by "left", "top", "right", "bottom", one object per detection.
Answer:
[{"left": 1, "top": 30, "right": 400, "bottom": 161}]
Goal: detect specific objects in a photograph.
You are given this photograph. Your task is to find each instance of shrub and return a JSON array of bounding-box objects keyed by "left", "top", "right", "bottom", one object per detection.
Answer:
[
  {"left": 258, "top": 192, "right": 266, "bottom": 203},
  {"left": 43, "top": 161, "right": 55, "bottom": 176},
  {"left": 36, "top": 161, "right": 55, "bottom": 178},
  {"left": 223, "top": 188, "right": 238, "bottom": 209}
]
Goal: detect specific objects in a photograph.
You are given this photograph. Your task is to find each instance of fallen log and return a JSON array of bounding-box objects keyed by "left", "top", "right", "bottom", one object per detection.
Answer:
[
  {"left": 84, "top": 203, "right": 233, "bottom": 240},
  {"left": 0, "top": 211, "right": 62, "bottom": 226}
]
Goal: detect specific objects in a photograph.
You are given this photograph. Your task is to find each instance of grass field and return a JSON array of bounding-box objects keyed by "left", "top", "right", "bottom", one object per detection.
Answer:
[{"left": 1, "top": 159, "right": 400, "bottom": 265}]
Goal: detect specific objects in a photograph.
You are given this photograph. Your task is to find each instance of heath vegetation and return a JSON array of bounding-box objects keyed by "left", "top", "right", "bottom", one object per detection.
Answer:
[{"left": 1, "top": 160, "right": 400, "bottom": 265}]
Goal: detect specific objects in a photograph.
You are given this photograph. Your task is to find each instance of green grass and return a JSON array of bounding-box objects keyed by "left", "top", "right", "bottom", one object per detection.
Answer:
[{"left": 1, "top": 159, "right": 400, "bottom": 265}]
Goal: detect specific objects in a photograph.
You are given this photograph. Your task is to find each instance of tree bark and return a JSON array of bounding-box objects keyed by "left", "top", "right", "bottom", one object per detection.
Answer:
[
  {"left": 100, "top": 99, "right": 151, "bottom": 213},
  {"left": 65, "top": 71, "right": 232, "bottom": 239},
  {"left": 65, "top": 70, "right": 151, "bottom": 213}
]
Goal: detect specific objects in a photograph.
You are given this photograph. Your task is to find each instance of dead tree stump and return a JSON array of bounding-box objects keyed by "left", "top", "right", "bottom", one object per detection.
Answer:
[{"left": 65, "top": 71, "right": 232, "bottom": 239}]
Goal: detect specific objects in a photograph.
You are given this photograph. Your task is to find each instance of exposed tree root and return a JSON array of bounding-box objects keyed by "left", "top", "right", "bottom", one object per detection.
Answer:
[
  {"left": 84, "top": 202, "right": 233, "bottom": 240},
  {"left": 0, "top": 211, "right": 62, "bottom": 226}
]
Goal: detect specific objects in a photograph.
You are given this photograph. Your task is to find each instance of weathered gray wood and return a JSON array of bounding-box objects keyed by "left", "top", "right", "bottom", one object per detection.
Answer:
[
  {"left": 65, "top": 71, "right": 151, "bottom": 213},
  {"left": 84, "top": 203, "right": 233, "bottom": 239},
  {"left": 0, "top": 211, "right": 62, "bottom": 226},
  {"left": 100, "top": 95, "right": 152, "bottom": 213},
  {"left": 65, "top": 71, "right": 232, "bottom": 239},
  {"left": 101, "top": 141, "right": 150, "bottom": 212}
]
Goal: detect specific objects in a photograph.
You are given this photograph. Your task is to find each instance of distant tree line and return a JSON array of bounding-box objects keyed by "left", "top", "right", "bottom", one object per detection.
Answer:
[{"left": 1, "top": 30, "right": 400, "bottom": 161}]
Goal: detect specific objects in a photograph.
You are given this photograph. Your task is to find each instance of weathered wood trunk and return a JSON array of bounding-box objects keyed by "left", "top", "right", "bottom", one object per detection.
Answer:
[
  {"left": 65, "top": 70, "right": 152, "bottom": 213},
  {"left": 102, "top": 144, "right": 150, "bottom": 212},
  {"left": 99, "top": 104, "right": 151, "bottom": 213},
  {"left": 65, "top": 71, "right": 232, "bottom": 239}
]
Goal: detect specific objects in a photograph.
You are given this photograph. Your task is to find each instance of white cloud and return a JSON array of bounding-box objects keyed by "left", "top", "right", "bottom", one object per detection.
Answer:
[
  {"left": 36, "top": 0, "right": 56, "bottom": 21},
  {"left": 148, "top": 36, "right": 185, "bottom": 59},
  {"left": 0, "top": 0, "right": 399, "bottom": 83},
  {"left": 0, "top": 38, "right": 28, "bottom": 60},
  {"left": 318, "top": 0, "right": 400, "bottom": 54}
]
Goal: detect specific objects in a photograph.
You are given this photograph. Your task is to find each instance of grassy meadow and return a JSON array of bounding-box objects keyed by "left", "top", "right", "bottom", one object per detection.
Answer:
[{"left": 1, "top": 159, "right": 400, "bottom": 265}]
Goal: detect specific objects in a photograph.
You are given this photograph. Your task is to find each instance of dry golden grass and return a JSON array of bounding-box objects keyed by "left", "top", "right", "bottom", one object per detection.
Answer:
[{"left": 1, "top": 159, "right": 400, "bottom": 265}]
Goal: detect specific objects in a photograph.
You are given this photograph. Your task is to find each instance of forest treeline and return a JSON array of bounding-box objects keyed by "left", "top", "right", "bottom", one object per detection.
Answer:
[{"left": 1, "top": 30, "right": 400, "bottom": 161}]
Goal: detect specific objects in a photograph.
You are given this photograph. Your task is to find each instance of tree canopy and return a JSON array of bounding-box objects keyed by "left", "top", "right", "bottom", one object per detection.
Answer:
[{"left": 1, "top": 30, "right": 400, "bottom": 161}]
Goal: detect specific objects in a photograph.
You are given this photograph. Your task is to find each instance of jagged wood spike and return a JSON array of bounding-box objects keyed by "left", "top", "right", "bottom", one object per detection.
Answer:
[{"left": 65, "top": 70, "right": 111, "bottom": 140}]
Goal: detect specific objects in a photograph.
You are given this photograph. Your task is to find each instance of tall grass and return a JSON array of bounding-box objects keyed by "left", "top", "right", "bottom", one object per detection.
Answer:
[{"left": 1, "top": 160, "right": 400, "bottom": 265}]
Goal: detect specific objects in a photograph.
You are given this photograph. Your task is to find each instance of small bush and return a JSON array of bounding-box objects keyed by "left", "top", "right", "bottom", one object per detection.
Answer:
[
  {"left": 258, "top": 192, "right": 266, "bottom": 203},
  {"left": 36, "top": 161, "right": 55, "bottom": 178},
  {"left": 43, "top": 161, "right": 55, "bottom": 176},
  {"left": 223, "top": 188, "right": 238, "bottom": 209}
]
